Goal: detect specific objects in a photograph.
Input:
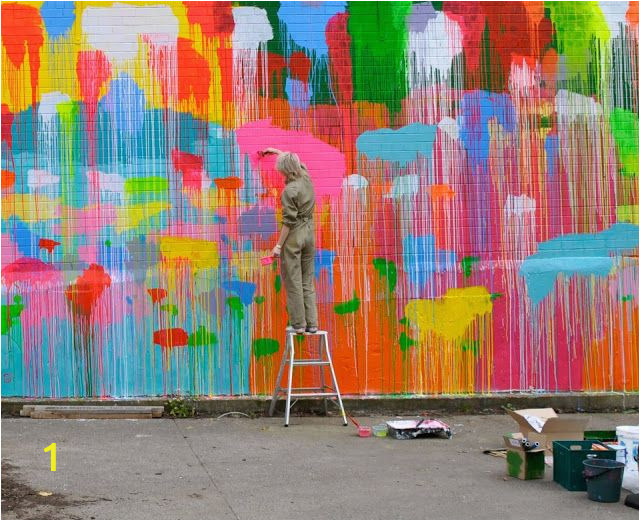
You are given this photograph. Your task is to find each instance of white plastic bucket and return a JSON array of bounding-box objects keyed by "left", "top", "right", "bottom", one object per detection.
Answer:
[{"left": 617, "top": 425, "right": 639, "bottom": 493}]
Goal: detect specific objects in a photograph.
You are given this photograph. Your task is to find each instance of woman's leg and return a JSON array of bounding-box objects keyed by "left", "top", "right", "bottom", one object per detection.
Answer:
[
  {"left": 300, "top": 223, "right": 318, "bottom": 329},
  {"left": 281, "top": 229, "right": 306, "bottom": 329}
]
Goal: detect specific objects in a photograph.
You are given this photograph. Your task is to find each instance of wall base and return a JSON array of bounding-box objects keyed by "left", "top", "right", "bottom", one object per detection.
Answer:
[{"left": 2, "top": 392, "right": 637, "bottom": 417}]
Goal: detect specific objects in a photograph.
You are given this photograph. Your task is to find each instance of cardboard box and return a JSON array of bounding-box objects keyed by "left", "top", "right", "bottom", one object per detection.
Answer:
[
  {"left": 507, "top": 408, "right": 589, "bottom": 455},
  {"left": 504, "top": 434, "right": 545, "bottom": 480}
]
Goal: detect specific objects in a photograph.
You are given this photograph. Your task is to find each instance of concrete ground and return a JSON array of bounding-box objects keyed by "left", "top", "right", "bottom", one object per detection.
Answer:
[{"left": 1, "top": 412, "right": 638, "bottom": 520}]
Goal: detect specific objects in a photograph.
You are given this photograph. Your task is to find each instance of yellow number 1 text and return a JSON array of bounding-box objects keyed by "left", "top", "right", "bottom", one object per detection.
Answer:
[{"left": 44, "top": 443, "right": 56, "bottom": 472}]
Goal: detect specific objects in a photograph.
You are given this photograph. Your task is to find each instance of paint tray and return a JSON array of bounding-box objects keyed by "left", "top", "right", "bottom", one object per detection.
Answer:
[{"left": 386, "top": 418, "right": 452, "bottom": 440}]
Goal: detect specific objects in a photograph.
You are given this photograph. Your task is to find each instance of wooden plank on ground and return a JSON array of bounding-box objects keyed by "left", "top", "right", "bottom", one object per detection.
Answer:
[
  {"left": 24, "top": 405, "right": 164, "bottom": 417},
  {"left": 29, "top": 410, "right": 153, "bottom": 419}
]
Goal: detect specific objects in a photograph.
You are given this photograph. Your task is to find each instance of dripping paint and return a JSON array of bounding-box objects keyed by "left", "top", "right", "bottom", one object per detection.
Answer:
[{"left": 1, "top": 1, "right": 638, "bottom": 398}]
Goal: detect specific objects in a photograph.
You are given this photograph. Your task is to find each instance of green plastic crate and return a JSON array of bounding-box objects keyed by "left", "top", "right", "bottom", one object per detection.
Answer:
[
  {"left": 553, "top": 440, "right": 617, "bottom": 491},
  {"left": 584, "top": 430, "right": 617, "bottom": 442}
]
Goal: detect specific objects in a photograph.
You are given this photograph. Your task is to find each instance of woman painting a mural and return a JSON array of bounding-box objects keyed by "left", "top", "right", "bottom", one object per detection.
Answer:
[{"left": 259, "top": 148, "right": 318, "bottom": 335}]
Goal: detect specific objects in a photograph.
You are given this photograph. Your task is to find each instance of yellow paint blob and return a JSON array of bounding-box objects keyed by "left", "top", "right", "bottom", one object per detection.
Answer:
[
  {"left": 117, "top": 202, "right": 168, "bottom": 232},
  {"left": 159, "top": 236, "right": 219, "bottom": 271},
  {"left": 405, "top": 286, "right": 493, "bottom": 341},
  {"left": 1, "top": 194, "right": 59, "bottom": 222}
]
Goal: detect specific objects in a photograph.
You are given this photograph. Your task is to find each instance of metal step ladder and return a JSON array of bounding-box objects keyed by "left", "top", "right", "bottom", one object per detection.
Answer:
[{"left": 268, "top": 328, "right": 348, "bottom": 427}]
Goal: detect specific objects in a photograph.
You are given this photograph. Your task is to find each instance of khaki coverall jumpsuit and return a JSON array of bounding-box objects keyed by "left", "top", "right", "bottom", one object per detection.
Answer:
[{"left": 280, "top": 174, "right": 318, "bottom": 330}]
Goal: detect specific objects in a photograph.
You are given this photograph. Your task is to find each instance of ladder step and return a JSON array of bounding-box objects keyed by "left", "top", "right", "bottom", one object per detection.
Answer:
[
  {"left": 292, "top": 360, "right": 330, "bottom": 366},
  {"left": 290, "top": 392, "right": 338, "bottom": 398}
]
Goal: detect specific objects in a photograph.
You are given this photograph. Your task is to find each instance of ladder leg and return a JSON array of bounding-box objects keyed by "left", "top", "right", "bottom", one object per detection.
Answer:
[
  {"left": 284, "top": 333, "right": 295, "bottom": 426},
  {"left": 319, "top": 336, "right": 328, "bottom": 416},
  {"left": 268, "top": 339, "right": 289, "bottom": 417},
  {"left": 323, "top": 332, "right": 348, "bottom": 425}
]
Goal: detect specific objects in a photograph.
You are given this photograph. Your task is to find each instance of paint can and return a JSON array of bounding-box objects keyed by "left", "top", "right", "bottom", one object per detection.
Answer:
[
  {"left": 358, "top": 426, "right": 372, "bottom": 437},
  {"left": 372, "top": 424, "right": 388, "bottom": 437}
]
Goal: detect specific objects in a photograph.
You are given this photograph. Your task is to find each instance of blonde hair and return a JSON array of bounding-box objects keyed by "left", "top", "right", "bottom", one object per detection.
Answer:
[{"left": 276, "top": 152, "right": 309, "bottom": 183}]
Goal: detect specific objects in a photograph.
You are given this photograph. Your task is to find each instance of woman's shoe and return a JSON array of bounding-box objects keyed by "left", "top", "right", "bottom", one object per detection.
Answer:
[
  {"left": 306, "top": 326, "right": 318, "bottom": 334},
  {"left": 294, "top": 327, "right": 306, "bottom": 335}
]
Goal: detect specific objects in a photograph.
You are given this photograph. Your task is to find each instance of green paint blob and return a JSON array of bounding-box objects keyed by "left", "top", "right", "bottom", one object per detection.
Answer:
[
  {"left": 373, "top": 258, "right": 398, "bottom": 293},
  {"left": 610, "top": 109, "right": 639, "bottom": 177},
  {"left": 348, "top": 1, "right": 412, "bottom": 115},
  {"left": 490, "top": 292, "right": 503, "bottom": 301},
  {"left": 524, "top": 452, "right": 545, "bottom": 480},
  {"left": 1, "top": 296, "right": 24, "bottom": 335},
  {"left": 252, "top": 338, "right": 279, "bottom": 359},
  {"left": 104, "top": 240, "right": 111, "bottom": 247},
  {"left": 540, "top": 115, "right": 551, "bottom": 129},
  {"left": 546, "top": 1, "right": 610, "bottom": 93},
  {"left": 461, "top": 256, "right": 480, "bottom": 278},
  {"left": 274, "top": 275, "right": 282, "bottom": 294},
  {"left": 399, "top": 317, "right": 408, "bottom": 326},
  {"left": 188, "top": 326, "right": 218, "bottom": 347},
  {"left": 621, "top": 295, "right": 633, "bottom": 302},
  {"left": 334, "top": 293, "right": 360, "bottom": 315},
  {"left": 399, "top": 332, "right": 416, "bottom": 351},
  {"left": 160, "top": 304, "right": 178, "bottom": 317},
  {"left": 124, "top": 177, "right": 169, "bottom": 195},
  {"left": 226, "top": 296, "right": 244, "bottom": 320},
  {"left": 254, "top": 296, "right": 266, "bottom": 305}
]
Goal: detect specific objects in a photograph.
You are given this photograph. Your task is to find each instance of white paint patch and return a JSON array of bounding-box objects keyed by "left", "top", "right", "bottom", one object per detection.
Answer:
[
  {"left": 599, "top": 1, "right": 628, "bottom": 39},
  {"left": 385, "top": 175, "right": 420, "bottom": 199},
  {"left": 555, "top": 90, "right": 603, "bottom": 122},
  {"left": 408, "top": 11, "right": 462, "bottom": 87},
  {"left": 504, "top": 194, "right": 536, "bottom": 216},
  {"left": 81, "top": 4, "right": 178, "bottom": 64},
  {"left": 87, "top": 170, "right": 125, "bottom": 194},
  {"left": 342, "top": 174, "right": 369, "bottom": 192},
  {"left": 509, "top": 58, "right": 540, "bottom": 92},
  {"left": 27, "top": 169, "right": 60, "bottom": 190},
  {"left": 438, "top": 117, "right": 459, "bottom": 140},
  {"left": 232, "top": 7, "right": 273, "bottom": 50},
  {"left": 38, "top": 92, "right": 71, "bottom": 124}
]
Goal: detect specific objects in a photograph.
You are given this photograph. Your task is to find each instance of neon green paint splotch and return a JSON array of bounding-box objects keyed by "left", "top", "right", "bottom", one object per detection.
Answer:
[
  {"left": 252, "top": 338, "right": 279, "bottom": 359},
  {"left": 334, "top": 293, "right": 360, "bottom": 315},
  {"left": 57, "top": 100, "right": 80, "bottom": 207},
  {"left": 461, "top": 256, "right": 480, "bottom": 278},
  {"left": 188, "top": 326, "right": 217, "bottom": 347},
  {"left": 348, "top": 1, "right": 412, "bottom": 115},
  {"left": 1, "top": 296, "right": 24, "bottom": 335},
  {"left": 610, "top": 109, "right": 639, "bottom": 177},
  {"left": 124, "top": 177, "right": 169, "bottom": 195},
  {"left": 373, "top": 258, "right": 397, "bottom": 293}
]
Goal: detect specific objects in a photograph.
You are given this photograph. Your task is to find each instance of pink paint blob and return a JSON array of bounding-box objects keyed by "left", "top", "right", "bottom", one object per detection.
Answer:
[
  {"left": 2, "top": 257, "right": 60, "bottom": 287},
  {"left": 236, "top": 120, "right": 346, "bottom": 197}
]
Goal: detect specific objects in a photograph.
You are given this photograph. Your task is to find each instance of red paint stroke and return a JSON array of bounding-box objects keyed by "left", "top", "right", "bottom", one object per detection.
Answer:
[
  {"left": 77, "top": 50, "right": 111, "bottom": 166},
  {"left": 1, "top": 104, "right": 14, "bottom": 148},
  {"left": 1, "top": 3, "right": 44, "bottom": 108},
  {"left": 1, "top": 169, "right": 15, "bottom": 190},
  {"left": 172, "top": 149, "right": 205, "bottom": 190},
  {"left": 214, "top": 177, "right": 243, "bottom": 189},
  {"left": 148, "top": 288, "right": 168, "bottom": 304},
  {"left": 185, "top": 1, "right": 234, "bottom": 38},
  {"left": 2, "top": 257, "right": 59, "bottom": 286},
  {"left": 177, "top": 37, "right": 210, "bottom": 104},
  {"left": 65, "top": 264, "right": 111, "bottom": 317},
  {"left": 153, "top": 328, "right": 189, "bottom": 349},
  {"left": 38, "top": 238, "right": 61, "bottom": 254},
  {"left": 443, "top": 2, "right": 486, "bottom": 71},
  {"left": 289, "top": 52, "right": 311, "bottom": 83},
  {"left": 258, "top": 51, "right": 287, "bottom": 98},
  {"left": 326, "top": 13, "right": 353, "bottom": 104}
]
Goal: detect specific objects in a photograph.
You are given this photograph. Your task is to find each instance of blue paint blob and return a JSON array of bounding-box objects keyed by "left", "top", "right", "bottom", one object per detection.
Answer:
[
  {"left": 40, "top": 2, "right": 75, "bottom": 40},
  {"left": 520, "top": 223, "right": 640, "bottom": 304},
  {"left": 545, "top": 134, "right": 559, "bottom": 178},
  {"left": 402, "top": 234, "right": 456, "bottom": 291},
  {"left": 285, "top": 78, "right": 313, "bottom": 110},
  {"left": 102, "top": 74, "right": 145, "bottom": 134},
  {"left": 8, "top": 218, "right": 35, "bottom": 257},
  {"left": 221, "top": 281, "right": 257, "bottom": 306},
  {"left": 458, "top": 91, "right": 517, "bottom": 168},
  {"left": 315, "top": 250, "right": 336, "bottom": 285},
  {"left": 278, "top": 2, "right": 346, "bottom": 57},
  {"left": 238, "top": 205, "right": 277, "bottom": 240},
  {"left": 357, "top": 123, "right": 438, "bottom": 167}
]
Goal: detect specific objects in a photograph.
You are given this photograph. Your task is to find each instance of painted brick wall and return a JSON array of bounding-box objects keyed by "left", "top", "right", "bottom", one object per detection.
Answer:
[{"left": 1, "top": 1, "right": 638, "bottom": 398}]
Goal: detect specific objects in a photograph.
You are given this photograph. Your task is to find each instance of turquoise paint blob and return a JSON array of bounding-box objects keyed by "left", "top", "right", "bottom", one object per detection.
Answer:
[
  {"left": 519, "top": 223, "right": 640, "bottom": 304},
  {"left": 356, "top": 123, "right": 438, "bottom": 166}
]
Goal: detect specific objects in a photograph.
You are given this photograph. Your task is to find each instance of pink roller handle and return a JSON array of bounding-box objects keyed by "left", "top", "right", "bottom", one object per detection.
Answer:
[{"left": 260, "top": 255, "right": 274, "bottom": 266}]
